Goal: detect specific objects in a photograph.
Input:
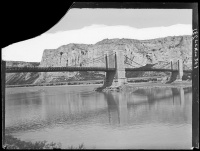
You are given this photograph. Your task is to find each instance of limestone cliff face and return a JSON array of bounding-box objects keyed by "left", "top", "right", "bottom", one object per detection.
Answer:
[
  {"left": 34, "top": 35, "right": 192, "bottom": 84},
  {"left": 6, "top": 35, "right": 192, "bottom": 85}
]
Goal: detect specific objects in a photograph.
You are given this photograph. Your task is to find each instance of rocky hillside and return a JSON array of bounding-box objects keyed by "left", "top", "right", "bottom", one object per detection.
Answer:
[
  {"left": 6, "top": 35, "right": 192, "bottom": 85},
  {"left": 5, "top": 61, "right": 40, "bottom": 85}
]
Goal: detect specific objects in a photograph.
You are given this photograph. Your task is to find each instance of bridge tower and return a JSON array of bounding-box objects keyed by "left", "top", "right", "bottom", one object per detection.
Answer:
[
  {"left": 176, "top": 58, "right": 183, "bottom": 81},
  {"left": 167, "top": 58, "right": 184, "bottom": 83},
  {"left": 103, "top": 50, "right": 127, "bottom": 88},
  {"left": 115, "top": 50, "right": 127, "bottom": 86}
]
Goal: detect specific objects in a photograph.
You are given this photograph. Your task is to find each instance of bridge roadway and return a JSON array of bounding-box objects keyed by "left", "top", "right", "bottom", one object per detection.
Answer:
[
  {"left": 5, "top": 67, "right": 115, "bottom": 73},
  {"left": 5, "top": 66, "right": 192, "bottom": 73}
]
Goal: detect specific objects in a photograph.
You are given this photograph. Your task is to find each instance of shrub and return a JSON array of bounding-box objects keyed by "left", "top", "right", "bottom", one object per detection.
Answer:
[{"left": 4, "top": 134, "right": 61, "bottom": 149}]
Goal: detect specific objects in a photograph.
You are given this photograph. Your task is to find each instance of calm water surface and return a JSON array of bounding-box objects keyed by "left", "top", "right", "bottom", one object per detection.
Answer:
[{"left": 5, "top": 84, "right": 192, "bottom": 149}]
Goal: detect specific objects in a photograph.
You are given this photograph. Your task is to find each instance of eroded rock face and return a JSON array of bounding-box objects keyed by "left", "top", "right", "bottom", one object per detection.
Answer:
[
  {"left": 35, "top": 35, "right": 192, "bottom": 84},
  {"left": 6, "top": 35, "right": 192, "bottom": 85}
]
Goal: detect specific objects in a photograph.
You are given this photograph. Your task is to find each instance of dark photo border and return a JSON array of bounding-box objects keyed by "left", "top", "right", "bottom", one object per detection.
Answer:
[{"left": 1, "top": 2, "right": 199, "bottom": 149}]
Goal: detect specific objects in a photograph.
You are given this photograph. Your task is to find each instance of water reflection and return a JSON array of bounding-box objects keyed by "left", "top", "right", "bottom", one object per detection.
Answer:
[
  {"left": 6, "top": 88, "right": 108, "bottom": 132},
  {"left": 6, "top": 87, "right": 192, "bottom": 132},
  {"left": 5, "top": 86, "right": 192, "bottom": 149},
  {"left": 104, "top": 87, "right": 192, "bottom": 127}
]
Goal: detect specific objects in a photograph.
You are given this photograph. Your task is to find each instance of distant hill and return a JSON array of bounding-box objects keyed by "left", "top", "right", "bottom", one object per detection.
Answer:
[{"left": 5, "top": 61, "right": 40, "bottom": 85}]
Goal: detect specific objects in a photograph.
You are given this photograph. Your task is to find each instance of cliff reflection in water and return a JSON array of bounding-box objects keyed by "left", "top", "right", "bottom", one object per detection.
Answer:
[{"left": 5, "top": 86, "right": 192, "bottom": 134}]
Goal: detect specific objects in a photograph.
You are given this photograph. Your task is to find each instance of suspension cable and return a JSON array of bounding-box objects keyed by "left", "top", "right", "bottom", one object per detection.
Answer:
[
  {"left": 183, "top": 64, "right": 190, "bottom": 70},
  {"left": 159, "top": 62, "right": 171, "bottom": 69},
  {"left": 124, "top": 55, "right": 143, "bottom": 67},
  {"left": 84, "top": 55, "right": 105, "bottom": 64},
  {"left": 124, "top": 61, "right": 137, "bottom": 68},
  {"left": 83, "top": 52, "right": 116, "bottom": 66}
]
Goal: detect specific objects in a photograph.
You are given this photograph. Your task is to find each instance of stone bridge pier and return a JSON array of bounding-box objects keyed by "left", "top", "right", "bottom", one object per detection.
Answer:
[
  {"left": 176, "top": 58, "right": 183, "bottom": 81},
  {"left": 167, "top": 58, "right": 184, "bottom": 83},
  {"left": 103, "top": 50, "right": 127, "bottom": 88}
]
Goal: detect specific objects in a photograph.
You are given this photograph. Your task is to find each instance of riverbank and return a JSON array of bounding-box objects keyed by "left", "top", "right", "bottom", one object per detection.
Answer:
[
  {"left": 5, "top": 84, "right": 101, "bottom": 95},
  {"left": 5, "top": 76, "right": 166, "bottom": 88},
  {"left": 96, "top": 81, "right": 192, "bottom": 92},
  {"left": 5, "top": 81, "right": 192, "bottom": 95},
  {"left": 128, "top": 81, "right": 192, "bottom": 88},
  {"left": 5, "top": 80, "right": 104, "bottom": 88}
]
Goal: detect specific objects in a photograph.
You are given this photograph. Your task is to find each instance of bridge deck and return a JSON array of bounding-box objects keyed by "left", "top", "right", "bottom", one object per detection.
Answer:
[
  {"left": 5, "top": 67, "right": 192, "bottom": 73},
  {"left": 5, "top": 67, "right": 116, "bottom": 73}
]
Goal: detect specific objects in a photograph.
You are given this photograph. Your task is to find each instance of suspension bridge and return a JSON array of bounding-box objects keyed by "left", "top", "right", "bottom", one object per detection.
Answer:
[{"left": 5, "top": 50, "right": 192, "bottom": 87}]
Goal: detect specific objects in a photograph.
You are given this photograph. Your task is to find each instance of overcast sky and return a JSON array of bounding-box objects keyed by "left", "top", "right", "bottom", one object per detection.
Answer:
[
  {"left": 2, "top": 9, "right": 192, "bottom": 62},
  {"left": 47, "top": 9, "right": 192, "bottom": 33}
]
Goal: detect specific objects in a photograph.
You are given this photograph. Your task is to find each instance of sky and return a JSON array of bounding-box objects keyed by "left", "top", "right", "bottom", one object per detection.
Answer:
[
  {"left": 2, "top": 9, "right": 192, "bottom": 62},
  {"left": 47, "top": 9, "right": 192, "bottom": 33}
]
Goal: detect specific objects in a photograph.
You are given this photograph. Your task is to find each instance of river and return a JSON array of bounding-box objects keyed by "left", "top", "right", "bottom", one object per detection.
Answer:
[{"left": 5, "top": 84, "right": 192, "bottom": 149}]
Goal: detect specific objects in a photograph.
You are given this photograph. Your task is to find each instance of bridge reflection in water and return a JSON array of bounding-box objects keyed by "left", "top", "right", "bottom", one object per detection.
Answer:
[
  {"left": 6, "top": 87, "right": 191, "bottom": 131},
  {"left": 5, "top": 86, "right": 192, "bottom": 149},
  {"left": 104, "top": 87, "right": 191, "bottom": 126},
  {"left": 6, "top": 87, "right": 192, "bottom": 133}
]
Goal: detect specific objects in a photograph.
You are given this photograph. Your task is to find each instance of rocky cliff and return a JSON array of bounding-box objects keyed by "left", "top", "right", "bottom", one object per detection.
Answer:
[{"left": 6, "top": 35, "right": 192, "bottom": 85}]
